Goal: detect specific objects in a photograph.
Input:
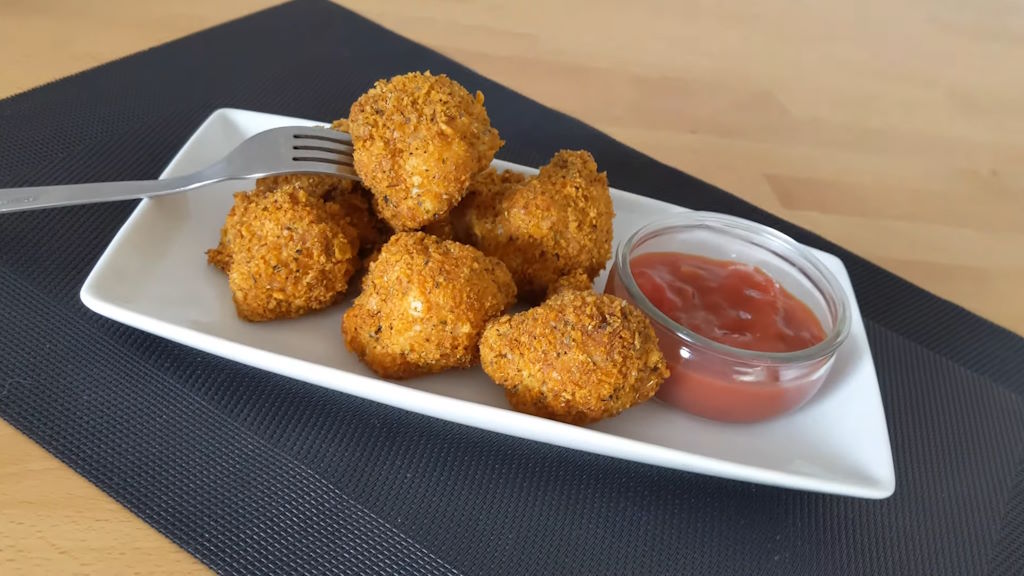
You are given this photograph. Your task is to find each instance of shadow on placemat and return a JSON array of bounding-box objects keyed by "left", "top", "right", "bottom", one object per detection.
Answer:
[{"left": 1, "top": 1, "right": 1023, "bottom": 575}]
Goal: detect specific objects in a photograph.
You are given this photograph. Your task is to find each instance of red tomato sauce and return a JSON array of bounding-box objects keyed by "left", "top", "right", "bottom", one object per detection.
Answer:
[
  {"left": 630, "top": 252, "right": 825, "bottom": 353},
  {"left": 607, "top": 252, "right": 833, "bottom": 422}
]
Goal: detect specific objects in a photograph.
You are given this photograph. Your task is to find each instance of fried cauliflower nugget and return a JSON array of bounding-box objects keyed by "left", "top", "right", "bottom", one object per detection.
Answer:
[
  {"left": 452, "top": 150, "right": 614, "bottom": 302},
  {"left": 253, "top": 172, "right": 392, "bottom": 261},
  {"left": 544, "top": 269, "right": 595, "bottom": 299},
  {"left": 328, "top": 181, "right": 392, "bottom": 258},
  {"left": 349, "top": 72, "right": 503, "bottom": 231},
  {"left": 464, "top": 166, "right": 527, "bottom": 196},
  {"left": 480, "top": 291, "right": 668, "bottom": 425},
  {"left": 206, "top": 188, "right": 360, "bottom": 321},
  {"left": 420, "top": 214, "right": 454, "bottom": 240},
  {"left": 255, "top": 173, "right": 350, "bottom": 200},
  {"left": 343, "top": 232, "right": 517, "bottom": 379}
]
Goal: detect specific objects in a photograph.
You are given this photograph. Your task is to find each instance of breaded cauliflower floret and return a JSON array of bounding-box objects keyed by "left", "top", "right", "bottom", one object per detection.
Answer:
[
  {"left": 480, "top": 291, "right": 668, "bottom": 425},
  {"left": 420, "top": 214, "right": 454, "bottom": 240},
  {"left": 348, "top": 72, "right": 503, "bottom": 231},
  {"left": 207, "top": 188, "right": 361, "bottom": 322},
  {"left": 544, "top": 269, "right": 595, "bottom": 299},
  {"left": 452, "top": 150, "right": 613, "bottom": 302},
  {"left": 342, "top": 232, "right": 516, "bottom": 379},
  {"left": 250, "top": 174, "right": 388, "bottom": 262},
  {"left": 463, "top": 166, "right": 527, "bottom": 197},
  {"left": 255, "top": 173, "right": 350, "bottom": 200},
  {"left": 328, "top": 181, "right": 392, "bottom": 258}
]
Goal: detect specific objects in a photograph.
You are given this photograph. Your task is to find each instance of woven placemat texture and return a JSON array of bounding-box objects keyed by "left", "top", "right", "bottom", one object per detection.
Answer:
[{"left": 2, "top": 1, "right": 1023, "bottom": 574}]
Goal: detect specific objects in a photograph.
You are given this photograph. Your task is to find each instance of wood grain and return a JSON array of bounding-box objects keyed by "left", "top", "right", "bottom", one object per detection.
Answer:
[
  {"left": 1, "top": 0, "right": 1021, "bottom": 572},
  {"left": 0, "top": 424, "right": 207, "bottom": 574}
]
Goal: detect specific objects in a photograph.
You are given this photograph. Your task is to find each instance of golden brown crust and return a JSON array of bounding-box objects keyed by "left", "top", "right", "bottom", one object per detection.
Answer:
[
  {"left": 544, "top": 269, "right": 595, "bottom": 299},
  {"left": 327, "top": 181, "right": 392, "bottom": 258},
  {"left": 233, "top": 172, "right": 390, "bottom": 264},
  {"left": 206, "top": 193, "right": 244, "bottom": 273},
  {"left": 480, "top": 291, "right": 668, "bottom": 425},
  {"left": 349, "top": 72, "right": 503, "bottom": 231},
  {"left": 255, "top": 173, "right": 352, "bottom": 200},
  {"left": 420, "top": 214, "right": 454, "bottom": 240},
  {"left": 467, "top": 167, "right": 528, "bottom": 196},
  {"left": 342, "top": 232, "right": 517, "bottom": 379},
  {"left": 452, "top": 150, "right": 614, "bottom": 302},
  {"left": 208, "top": 182, "right": 315, "bottom": 274},
  {"left": 450, "top": 168, "right": 526, "bottom": 249},
  {"left": 206, "top": 188, "right": 361, "bottom": 322}
]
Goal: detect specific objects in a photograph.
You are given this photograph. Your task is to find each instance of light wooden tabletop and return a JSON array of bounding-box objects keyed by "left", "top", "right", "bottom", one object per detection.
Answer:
[{"left": 1, "top": 0, "right": 1022, "bottom": 573}]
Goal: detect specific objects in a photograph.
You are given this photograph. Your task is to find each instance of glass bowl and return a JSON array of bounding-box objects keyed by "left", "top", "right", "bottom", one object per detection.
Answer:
[{"left": 604, "top": 212, "right": 851, "bottom": 423}]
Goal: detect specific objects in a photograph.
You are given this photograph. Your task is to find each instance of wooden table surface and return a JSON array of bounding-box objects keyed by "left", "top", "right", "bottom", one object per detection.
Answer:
[{"left": 1, "top": 0, "right": 1022, "bottom": 572}]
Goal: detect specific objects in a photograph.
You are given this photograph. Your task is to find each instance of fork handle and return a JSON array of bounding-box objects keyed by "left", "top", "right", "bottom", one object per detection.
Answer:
[{"left": 0, "top": 166, "right": 226, "bottom": 214}]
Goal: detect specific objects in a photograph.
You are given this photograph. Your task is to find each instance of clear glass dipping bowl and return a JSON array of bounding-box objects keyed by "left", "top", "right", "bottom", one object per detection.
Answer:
[{"left": 604, "top": 212, "right": 851, "bottom": 423}]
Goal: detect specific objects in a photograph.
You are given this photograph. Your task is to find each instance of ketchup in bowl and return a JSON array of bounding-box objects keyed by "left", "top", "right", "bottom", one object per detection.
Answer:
[
  {"left": 630, "top": 253, "right": 826, "bottom": 353},
  {"left": 604, "top": 213, "right": 850, "bottom": 423}
]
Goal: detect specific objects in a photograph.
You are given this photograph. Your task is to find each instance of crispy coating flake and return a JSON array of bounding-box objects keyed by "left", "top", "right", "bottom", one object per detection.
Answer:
[
  {"left": 349, "top": 72, "right": 503, "bottom": 231},
  {"left": 255, "top": 173, "right": 352, "bottom": 199},
  {"left": 465, "top": 166, "right": 527, "bottom": 196},
  {"left": 420, "top": 214, "right": 454, "bottom": 240},
  {"left": 245, "top": 174, "right": 388, "bottom": 262},
  {"left": 480, "top": 291, "right": 668, "bottom": 425},
  {"left": 206, "top": 188, "right": 360, "bottom": 321},
  {"left": 452, "top": 150, "right": 614, "bottom": 302},
  {"left": 206, "top": 202, "right": 237, "bottom": 272},
  {"left": 328, "top": 181, "right": 392, "bottom": 258},
  {"left": 343, "top": 232, "right": 517, "bottom": 379},
  {"left": 545, "top": 269, "right": 595, "bottom": 299}
]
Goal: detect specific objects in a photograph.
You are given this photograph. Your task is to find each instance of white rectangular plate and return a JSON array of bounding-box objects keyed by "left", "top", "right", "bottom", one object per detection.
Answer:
[{"left": 81, "top": 108, "right": 894, "bottom": 498}]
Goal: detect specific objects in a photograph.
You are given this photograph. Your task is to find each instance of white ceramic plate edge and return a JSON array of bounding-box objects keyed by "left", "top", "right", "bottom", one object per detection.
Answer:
[{"left": 80, "top": 108, "right": 894, "bottom": 499}]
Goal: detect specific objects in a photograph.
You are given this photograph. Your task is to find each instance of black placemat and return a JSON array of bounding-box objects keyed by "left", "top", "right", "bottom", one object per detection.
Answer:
[{"left": 2, "top": 1, "right": 1023, "bottom": 574}]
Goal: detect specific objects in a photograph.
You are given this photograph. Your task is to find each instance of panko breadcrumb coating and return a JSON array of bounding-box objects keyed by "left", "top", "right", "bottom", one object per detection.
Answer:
[
  {"left": 255, "top": 173, "right": 351, "bottom": 200},
  {"left": 452, "top": 150, "right": 613, "bottom": 302},
  {"left": 480, "top": 291, "right": 668, "bottom": 425},
  {"left": 207, "top": 188, "right": 360, "bottom": 321},
  {"left": 328, "top": 181, "right": 392, "bottom": 258},
  {"left": 349, "top": 72, "right": 503, "bottom": 231},
  {"left": 420, "top": 214, "right": 454, "bottom": 240},
  {"left": 450, "top": 167, "right": 525, "bottom": 252},
  {"left": 465, "top": 166, "right": 527, "bottom": 196},
  {"left": 249, "top": 174, "right": 388, "bottom": 262},
  {"left": 343, "top": 232, "right": 516, "bottom": 379},
  {"left": 545, "top": 269, "right": 595, "bottom": 299}
]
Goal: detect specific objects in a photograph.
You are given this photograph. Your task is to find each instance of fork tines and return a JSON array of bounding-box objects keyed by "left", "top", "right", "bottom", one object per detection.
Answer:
[{"left": 291, "top": 127, "right": 355, "bottom": 169}]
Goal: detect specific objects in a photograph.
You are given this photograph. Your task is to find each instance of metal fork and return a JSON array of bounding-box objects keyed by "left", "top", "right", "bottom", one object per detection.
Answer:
[{"left": 0, "top": 126, "right": 357, "bottom": 213}]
